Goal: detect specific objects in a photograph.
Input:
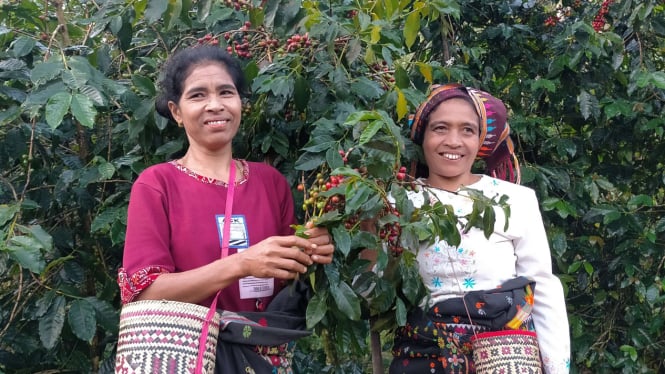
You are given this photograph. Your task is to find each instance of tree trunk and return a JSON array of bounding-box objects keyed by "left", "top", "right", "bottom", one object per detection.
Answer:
[{"left": 370, "top": 321, "right": 384, "bottom": 374}]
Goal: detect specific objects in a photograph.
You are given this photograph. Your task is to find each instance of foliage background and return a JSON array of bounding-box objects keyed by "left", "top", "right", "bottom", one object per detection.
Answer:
[{"left": 0, "top": 0, "right": 663, "bottom": 372}]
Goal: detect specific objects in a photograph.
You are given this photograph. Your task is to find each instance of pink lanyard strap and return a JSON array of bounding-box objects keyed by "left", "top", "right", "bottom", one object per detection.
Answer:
[
  {"left": 220, "top": 161, "right": 236, "bottom": 257},
  {"left": 196, "top": 160, "right": 236, "bottom": 372}
]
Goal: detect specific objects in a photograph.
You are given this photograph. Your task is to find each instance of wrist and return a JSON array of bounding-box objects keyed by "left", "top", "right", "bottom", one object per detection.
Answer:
[{"left": 217, "top": 254, "right": 247, "bottom": 282}]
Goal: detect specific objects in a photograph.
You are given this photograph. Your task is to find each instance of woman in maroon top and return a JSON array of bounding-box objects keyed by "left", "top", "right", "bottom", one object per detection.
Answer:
[{"left": 117, "top": 45, "right": 334, "bottom": 373}]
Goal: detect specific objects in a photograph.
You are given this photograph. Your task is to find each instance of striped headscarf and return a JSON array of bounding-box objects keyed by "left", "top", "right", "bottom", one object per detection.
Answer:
[{"left": 409, "top": 83, "right": 521, "bottom": 184}]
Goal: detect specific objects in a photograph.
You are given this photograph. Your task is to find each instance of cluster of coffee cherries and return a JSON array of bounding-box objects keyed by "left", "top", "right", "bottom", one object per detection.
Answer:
[
  {"left": 257, "top": 37, "right": 280, "bottom": 50},
  {"left": 378, "top": 207, "right": 404, "bottom": 257},
  {"left": 296, "top": 171, "right": 368, "bottom": 235},
  {"left": 369, "top": 60, "right": 395, "bottom": 90},
  {"left": 222, "top": 0, "right": 261, "bottom": 11},
  {"left": 219, "top": 23, "right": 317, "bottom": 61},
  {"left": 544, "top": 16, "right": 558, "bottom": 27},
  {"left": 592, "top": 0, "right": 613, "bottom": 32},
  {"left": 298, "top": 173, "right": 346, "bottom": 218},
  {"left": 224, "top": 22, "right": 253, "bottom": 58},
  {"left": 283, "top": 103, "right": 305, "bottom": 122},
  {"left": 297, "top": 164, "right": 413, "bottom": 257},
  {"left": 397, "top": 165, "right": 421, "bottom": 193},
  {"left": 285, "top": 33, "right": 313, "bottom": 52},
  {"left": 197, "top": 33, "right": 219, "bottom": 46},
  {"left": 386, "top": 166, "right": 411, "bottom": 256},
  {"left": 544, "top": 4, "right": 574, "bottom": 28},
  {"left": 395, "top": 166, "right": 407, "bottom": 181},
  {"left": 242, "top": 102, "right": 253, "bottom": 116},
  {"left": 338, "top": 149, "right": 351, "bottom": 164}
]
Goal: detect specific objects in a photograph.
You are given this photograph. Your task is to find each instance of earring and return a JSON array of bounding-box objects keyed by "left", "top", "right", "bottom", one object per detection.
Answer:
[{"left": 177, "top": 121, "right": 184, "bottom": 127}]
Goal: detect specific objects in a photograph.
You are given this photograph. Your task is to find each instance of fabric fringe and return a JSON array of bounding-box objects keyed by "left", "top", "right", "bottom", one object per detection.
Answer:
[{"left": 485, "top": 139, "right": 521, "bottom": 184}]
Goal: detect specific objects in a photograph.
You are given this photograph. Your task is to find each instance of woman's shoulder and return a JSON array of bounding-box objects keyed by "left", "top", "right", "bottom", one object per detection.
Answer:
[
  {"left": 244, "top": 161, "right": 291, "bottom": 192},
  {"left": 473, "top": 176, "right": 543, "bottom": 213},
  {"left": 128, "top": 162, "right": 181, "bottom": 197},
  {"left": 246, "top": 161, "right": 286, "bottom": 179},
  {"left": 134, "top": 161, "right": 178, "bottom": 182}
]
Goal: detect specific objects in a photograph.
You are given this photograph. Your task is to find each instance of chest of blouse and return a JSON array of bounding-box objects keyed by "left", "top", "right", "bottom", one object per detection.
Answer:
[
  {"left": 407, "top": 179, "right": 520, "bottom": 301},
  {"left": 166, "top": 172, "right": 288, "bottom": 268}
]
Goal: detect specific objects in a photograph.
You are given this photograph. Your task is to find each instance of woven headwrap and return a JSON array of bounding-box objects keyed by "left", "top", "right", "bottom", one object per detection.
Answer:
[{"left": 409, "top": 83, "right": 521, "bottom": 184}]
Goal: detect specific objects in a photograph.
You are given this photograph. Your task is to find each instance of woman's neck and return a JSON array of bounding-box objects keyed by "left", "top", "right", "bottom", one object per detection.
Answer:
[
  {"left": 424, "top": 174, "right": 482, "bottom": 192},
  {"left": 178, "top": 148, "right": 237, "bottom": 183}
]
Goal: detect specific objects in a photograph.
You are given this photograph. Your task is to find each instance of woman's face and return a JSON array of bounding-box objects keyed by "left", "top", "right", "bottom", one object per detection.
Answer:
[
  {"left": 422, "top": 97, "right": 481, "bottom": 190},
  {"left": 168, "top": 62, "right": 242, "bottom": 153}
]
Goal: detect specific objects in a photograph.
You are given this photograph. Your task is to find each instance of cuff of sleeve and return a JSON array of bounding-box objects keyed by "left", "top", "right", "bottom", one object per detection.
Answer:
[
  {"left": 117, "top": 266, "right": 169, "bottom": 304},
  {"left": 542, "top": 355, "right": 571, "bottom": 374}
]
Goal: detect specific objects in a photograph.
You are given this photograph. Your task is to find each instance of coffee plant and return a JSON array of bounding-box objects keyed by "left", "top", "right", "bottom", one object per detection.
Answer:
[{"left": 0, "top": 0, "right": 663, "bottom": 373}]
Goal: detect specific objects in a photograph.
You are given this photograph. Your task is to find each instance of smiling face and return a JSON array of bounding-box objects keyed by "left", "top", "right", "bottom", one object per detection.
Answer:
[
  {"left": 167, "top": 62, "right": 243, "bottom": 154},
  {"left": 422, "top": 97, "right": 481, "bottom": 190}
]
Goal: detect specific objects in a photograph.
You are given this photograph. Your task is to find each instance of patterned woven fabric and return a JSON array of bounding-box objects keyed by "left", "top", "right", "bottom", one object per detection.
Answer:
[
  {"left": 471, "top": 330, "right": 542, "bottom": 374},
  {"left": 115, "top": 300, "right": 220, "bottom": 374}
]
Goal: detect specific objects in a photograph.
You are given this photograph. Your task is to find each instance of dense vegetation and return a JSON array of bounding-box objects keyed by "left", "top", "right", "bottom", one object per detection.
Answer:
[{"left": 0, "top": 0, "right": 663, "bottom": 372}]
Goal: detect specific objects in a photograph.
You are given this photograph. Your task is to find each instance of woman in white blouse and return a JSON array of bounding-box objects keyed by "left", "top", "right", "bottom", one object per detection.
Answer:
[{"left": 387, "top": 83, "right": 570, "bottom": 373}]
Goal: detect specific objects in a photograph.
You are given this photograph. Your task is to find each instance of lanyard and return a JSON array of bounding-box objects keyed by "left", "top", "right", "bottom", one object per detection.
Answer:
[{"left": 196, "top": 159, "right": 236, "bottom": 372}]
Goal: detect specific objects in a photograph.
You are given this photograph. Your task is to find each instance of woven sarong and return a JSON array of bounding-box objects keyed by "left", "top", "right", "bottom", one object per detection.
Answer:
[{"left": 389, "top": 277, "right": 538, "bottom": 374}]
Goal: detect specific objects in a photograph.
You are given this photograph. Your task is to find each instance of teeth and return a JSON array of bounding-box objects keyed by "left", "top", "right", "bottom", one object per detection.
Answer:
[
  {"left": 443, "top": 153, "right": 461, "bottom": 160},
  {"left": 206, "top": 120, "right": 227, "bottom": 125}
]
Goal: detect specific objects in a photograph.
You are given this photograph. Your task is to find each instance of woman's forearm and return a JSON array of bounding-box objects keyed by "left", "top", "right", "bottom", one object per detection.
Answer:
[{"left": 135, "top": 257, "right": 244, "bottom": 304}]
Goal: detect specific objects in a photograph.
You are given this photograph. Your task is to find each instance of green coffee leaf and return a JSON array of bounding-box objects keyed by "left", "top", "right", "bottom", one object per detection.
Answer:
[
  {"left": 7, "top": 235, "right": 46, "bottom": 274},
  {"left": 403, "top": 11, "right": 420, "bottom": 49},
  {"left": 68, "top": 299, "right": 97, "bottom": 342},
  {"left": 39, "top": 296, "right": 66, "bottom": 349},
  {"left": 331, "top": 281, "right": 361, "bottom": 321},
  {"left": 45, "top": 92, "right": 72, "bottom": 129},
  {"left": 331, "top": 225, "right": 351, "bottom": 257},
  {"left": 71, "top": 93, "right": 97, "bottom": 128},
  {"left": 306, "top": 291, "right": 328, "bottom": 329}
]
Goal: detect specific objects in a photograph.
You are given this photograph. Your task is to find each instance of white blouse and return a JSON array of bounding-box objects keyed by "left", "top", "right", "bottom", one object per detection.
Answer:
[{"left": 406, "top": 175, "right": 571, "bottom": 374}]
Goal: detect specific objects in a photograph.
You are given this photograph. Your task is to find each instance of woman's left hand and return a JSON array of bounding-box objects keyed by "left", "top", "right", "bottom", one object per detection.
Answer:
[{"left": 304, "top": 224, "right": 334, "bottom": 264}]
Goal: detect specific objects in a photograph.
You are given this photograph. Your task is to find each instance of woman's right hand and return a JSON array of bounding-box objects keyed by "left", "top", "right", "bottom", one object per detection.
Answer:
[{"left": 237, "top": 236, "right": 316, "bottom": 279}]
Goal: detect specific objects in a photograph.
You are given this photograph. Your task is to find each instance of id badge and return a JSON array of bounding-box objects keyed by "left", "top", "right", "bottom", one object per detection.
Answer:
[{"left": 216, "top": 214, "right": 274, "bottom": 299}]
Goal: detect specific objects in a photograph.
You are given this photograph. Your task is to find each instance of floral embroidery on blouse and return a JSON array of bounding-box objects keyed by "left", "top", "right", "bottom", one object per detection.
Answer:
[
  {"left": 462, "top": 277, "right": 476, "bottom": 289},
  {"left": 542, "top": 356, "right": 571, "bottom": 374},
  {"left": 425, "top": 240, "right": 477, "bottom": 290},
  {"left": 117, "top": 266, "right": 170, "bottom": 304},
  {"left": 169, "top": 159, "right": 249, "bottom": 186}
]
